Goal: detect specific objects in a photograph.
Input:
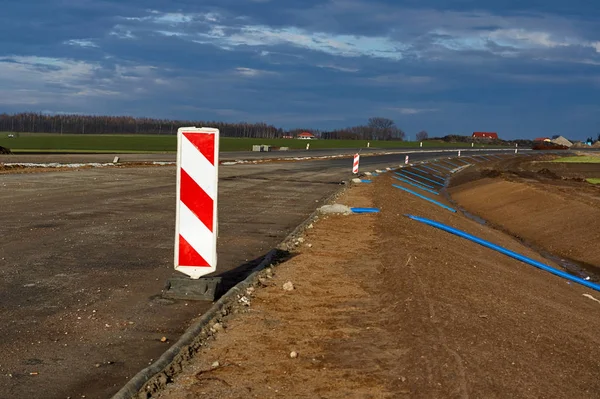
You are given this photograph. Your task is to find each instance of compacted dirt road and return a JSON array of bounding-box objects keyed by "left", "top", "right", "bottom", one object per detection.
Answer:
[{"left": 155, "top": 172, "right": 600, "bottom": 399}]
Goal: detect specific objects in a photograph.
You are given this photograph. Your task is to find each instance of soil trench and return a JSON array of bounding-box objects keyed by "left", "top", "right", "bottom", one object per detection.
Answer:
[{"left": 448, "top": 154, "right": 600, "bottom": 279}]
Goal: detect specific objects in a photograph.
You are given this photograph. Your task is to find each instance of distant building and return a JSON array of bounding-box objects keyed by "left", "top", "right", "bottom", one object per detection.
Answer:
[
  {"left": 282, "top": 135, "right": 294, "bottom": 139},
  {"left": 472, "top": 132, "right": 498, "bottom": 139},
  {"left": 297, "top": 132, "right": 316, "bottom": 140}
]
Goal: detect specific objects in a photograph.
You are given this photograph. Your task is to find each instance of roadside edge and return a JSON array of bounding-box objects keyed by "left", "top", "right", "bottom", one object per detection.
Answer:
[{"left": 110, "top": 181, "right": 351, "bottom": 399}]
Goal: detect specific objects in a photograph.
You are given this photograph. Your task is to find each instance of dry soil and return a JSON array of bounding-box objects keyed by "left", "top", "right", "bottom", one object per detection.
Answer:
[{"left": 155, "top": 172, "right": 600, "bottom": 399}]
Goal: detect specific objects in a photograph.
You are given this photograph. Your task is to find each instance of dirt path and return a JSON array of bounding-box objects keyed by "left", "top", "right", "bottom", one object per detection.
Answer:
[{"left": 155, "top": 173, "right": 600, "bottom": 399}]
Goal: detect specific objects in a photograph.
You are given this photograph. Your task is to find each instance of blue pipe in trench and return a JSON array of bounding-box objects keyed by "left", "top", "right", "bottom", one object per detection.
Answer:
[
  {"left": 400, "top": 170, "right": 445, "bottom": 187},
  {"left": 429, "top": 162, "right": 454, "bottom": 171},
  {"left": 393, "top": 176, "right": 439, "bottom": 195},
  {"left": 393, "top": 172, "right": 437, "bottom": 190},
  {"left": 420, "top": 164, "right": 450, "bottom": 176},
  {"left": 412, "top": 167, "right": 445, "bottom": 181},
  {"left": 439, "top": 160, "right": 461, "bottom": 169},
  {"left": 351, "top": 207, "right": 380, "bottom": 213},
  {"left": 393, "top": 185, "right": 456, "bottom": 212},
  {"left": 405, "top": 214, "right": 600, "bottom": 293}
]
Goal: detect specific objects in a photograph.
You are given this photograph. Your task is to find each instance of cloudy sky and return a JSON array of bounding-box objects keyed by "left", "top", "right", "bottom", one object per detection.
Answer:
[{"left": 1, "top": 0, "right": 599, "bottom": 139}]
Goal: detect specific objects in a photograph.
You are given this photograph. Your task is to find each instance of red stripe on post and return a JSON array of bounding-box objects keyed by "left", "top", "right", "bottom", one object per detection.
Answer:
[
  {"left": 180, "top": 169, "right": 214, "bottom": 232},
  {"left": 178, "top": 234, "right": 210, "bottom": 267},
  {"left": 183, "top": 132, "right": 215, "bottom": 165}
]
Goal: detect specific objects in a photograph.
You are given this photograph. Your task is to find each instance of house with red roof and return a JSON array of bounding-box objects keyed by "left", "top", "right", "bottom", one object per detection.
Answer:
[
  {"left": 472, "top": 132, "right": 498, "bottom": 139},
  {"left": 297, "top": 132, "right": 316, "bottom": 140}
]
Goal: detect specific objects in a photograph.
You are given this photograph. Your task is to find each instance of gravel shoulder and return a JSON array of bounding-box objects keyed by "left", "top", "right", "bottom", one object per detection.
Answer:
[{"left": 154, "top": 173, "right": 600, "bottom": 399}]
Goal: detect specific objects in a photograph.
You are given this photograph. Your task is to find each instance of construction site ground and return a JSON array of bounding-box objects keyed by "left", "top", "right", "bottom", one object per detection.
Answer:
[
  {"left": 155, "top": 164, "right": 600, "bottom": 399},
  {"left": 2, "top": 150, "right": 485, "bottom": 399}
]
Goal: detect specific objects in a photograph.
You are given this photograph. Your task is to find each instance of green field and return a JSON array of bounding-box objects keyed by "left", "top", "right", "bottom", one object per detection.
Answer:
[
  {"left": 552, "top": 156, "right": 600, "bottom": 163},
  {"left": 586, "top": 178, "right": 600, "bottom": 184},
  {"left": 0, "top": 132, "right": 501, "bottom": 153}
]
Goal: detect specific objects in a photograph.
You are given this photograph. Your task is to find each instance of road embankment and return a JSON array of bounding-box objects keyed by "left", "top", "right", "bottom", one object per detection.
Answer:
[{"left": 448, "top": 155, "right": 600, "bottom": 279}]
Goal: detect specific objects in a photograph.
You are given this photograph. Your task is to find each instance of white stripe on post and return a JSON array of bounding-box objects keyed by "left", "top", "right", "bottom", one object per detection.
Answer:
[
  {"left": 175, "top": 126, "right": 219, "bottom": 280},
  {"left": 180, "top": 136, "right": 217, "bottom": 199}
]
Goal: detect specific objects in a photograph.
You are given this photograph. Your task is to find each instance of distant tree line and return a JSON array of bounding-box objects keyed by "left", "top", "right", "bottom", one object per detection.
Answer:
[
  {"left": 0, "top": 112, "right": 284, "bottom": 138},
  {"left": 0, "top": 113, "right": 413, "bottom": 141},
  {"left": 425, "top": 134, "right": 534, "bottom": 146},
  {"left": 321, "top": 117, "right": 406, "bottom": 141}
]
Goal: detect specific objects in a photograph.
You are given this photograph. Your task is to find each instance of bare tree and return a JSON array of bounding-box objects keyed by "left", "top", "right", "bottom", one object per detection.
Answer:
[
  {"left": 367, "top": 117, "right": 404, "bottom": 140},
  {"left": 368, "top": 117, "right": 395, "bottom": 130},
  {"left": 416, "top": 130, "right": 429, "bottom": 141}
]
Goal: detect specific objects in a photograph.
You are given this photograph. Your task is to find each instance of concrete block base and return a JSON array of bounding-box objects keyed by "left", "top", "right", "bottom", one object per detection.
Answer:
[{"left": 163, "top": 277, "right": 222, "bottom": 301}]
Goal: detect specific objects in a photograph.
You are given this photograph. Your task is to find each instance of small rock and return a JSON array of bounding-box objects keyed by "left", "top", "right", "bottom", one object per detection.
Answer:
[
  {"left": 307, "top": 243, "right": 313, "bottom": 248},
  {"left": 297, "top": 237, "right": 305, "bottom": 243},
  {"left": 211, "top": 323, "right": 224, "bottom": 333},
  {"left": 95, "top": 363, "right": 101, "bottom": 368},
  {"left": 160, "top": 336, "right": 168, "bottom": 343},
  {"left": 400, "top": 376, "right": 407, "bottom": 382},
  {"left": 290, "top": 351, "right": 298, "bottom": 359},
  {"left": 211, "top": 361, "right": 220, "bottom": 368},
  {"left": 283, "top": 281, "right": 294, "bottom": 291},
  {"left": 307, "top": 224, "right": 314, "bottom": 229},
  {"left": 246, "top": 287, "right": 255, "bottom": 295},
  {"left": 239, "top": 296, "right": 251, "bottom": 306}
]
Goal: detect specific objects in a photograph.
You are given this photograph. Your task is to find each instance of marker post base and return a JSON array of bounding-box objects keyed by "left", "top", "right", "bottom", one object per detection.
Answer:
[{"left": 163, "top": 277, "right": 222, "bottom": 301}]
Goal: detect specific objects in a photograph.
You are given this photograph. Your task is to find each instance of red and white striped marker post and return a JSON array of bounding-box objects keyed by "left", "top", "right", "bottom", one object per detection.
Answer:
[
  {"left": 174, "top": 127, "right": 219, "bottom": 279},
  {"left": 352, "top": 153, "right": 360, "bottom": 174},
  {"left": 405, "top": 155, "right": 409, "bottom": 165}
]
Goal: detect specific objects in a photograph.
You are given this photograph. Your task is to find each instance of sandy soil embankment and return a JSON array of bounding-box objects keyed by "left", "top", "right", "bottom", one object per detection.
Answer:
[{"left": 448, "top": 156, "right": 600, "bottom": 277}]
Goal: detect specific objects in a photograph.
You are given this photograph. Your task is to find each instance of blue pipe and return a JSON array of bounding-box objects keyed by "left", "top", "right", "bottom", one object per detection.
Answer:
[
  {"left": 393, "top": 176, "right": 439, "bottom": 195},
  {"left": 351, "top": 207, "right": 380, "bottom": 213},
  {"left": 405, "top": 215, "right": 600, "bottom": 293},
  {"left": 420, "top": 164, "right": 450, "bottom": 176},
  {"left": 439, "top": 160, "right": 460, "bottom": 169},
  {"left": 393, "top": 172, "right": 437, "bottom": 189},
  {"left": 488, "top": 154, "right": 503, "bottom": 160},
  {"left": 393, "top": 185, "right": 456, "bottom": 212},
  {"left": 461, "top": 156, "right": 481, "bottom": 163},
  {"left": 360, "top": 179, "right": 372, "bottom": 183},
  {"left": 412, "top": 167, "right": 445, "bottom": 181},
  {"left": 474, "top": 155, "right": 491, "bottom": 161},
  {"left": 400, "top": 170, "right": 445, "bottom": 187},
  {"left": 453, "top": 158, "right": 471, "bottom": 165},
  {"left": 429, "top": 162, "right": 454, "bottom": 171}
]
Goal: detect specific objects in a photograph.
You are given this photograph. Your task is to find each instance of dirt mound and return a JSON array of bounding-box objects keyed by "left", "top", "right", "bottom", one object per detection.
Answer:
[{"left": 0, "top": 146, "right": 12, "bottom": 154}]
